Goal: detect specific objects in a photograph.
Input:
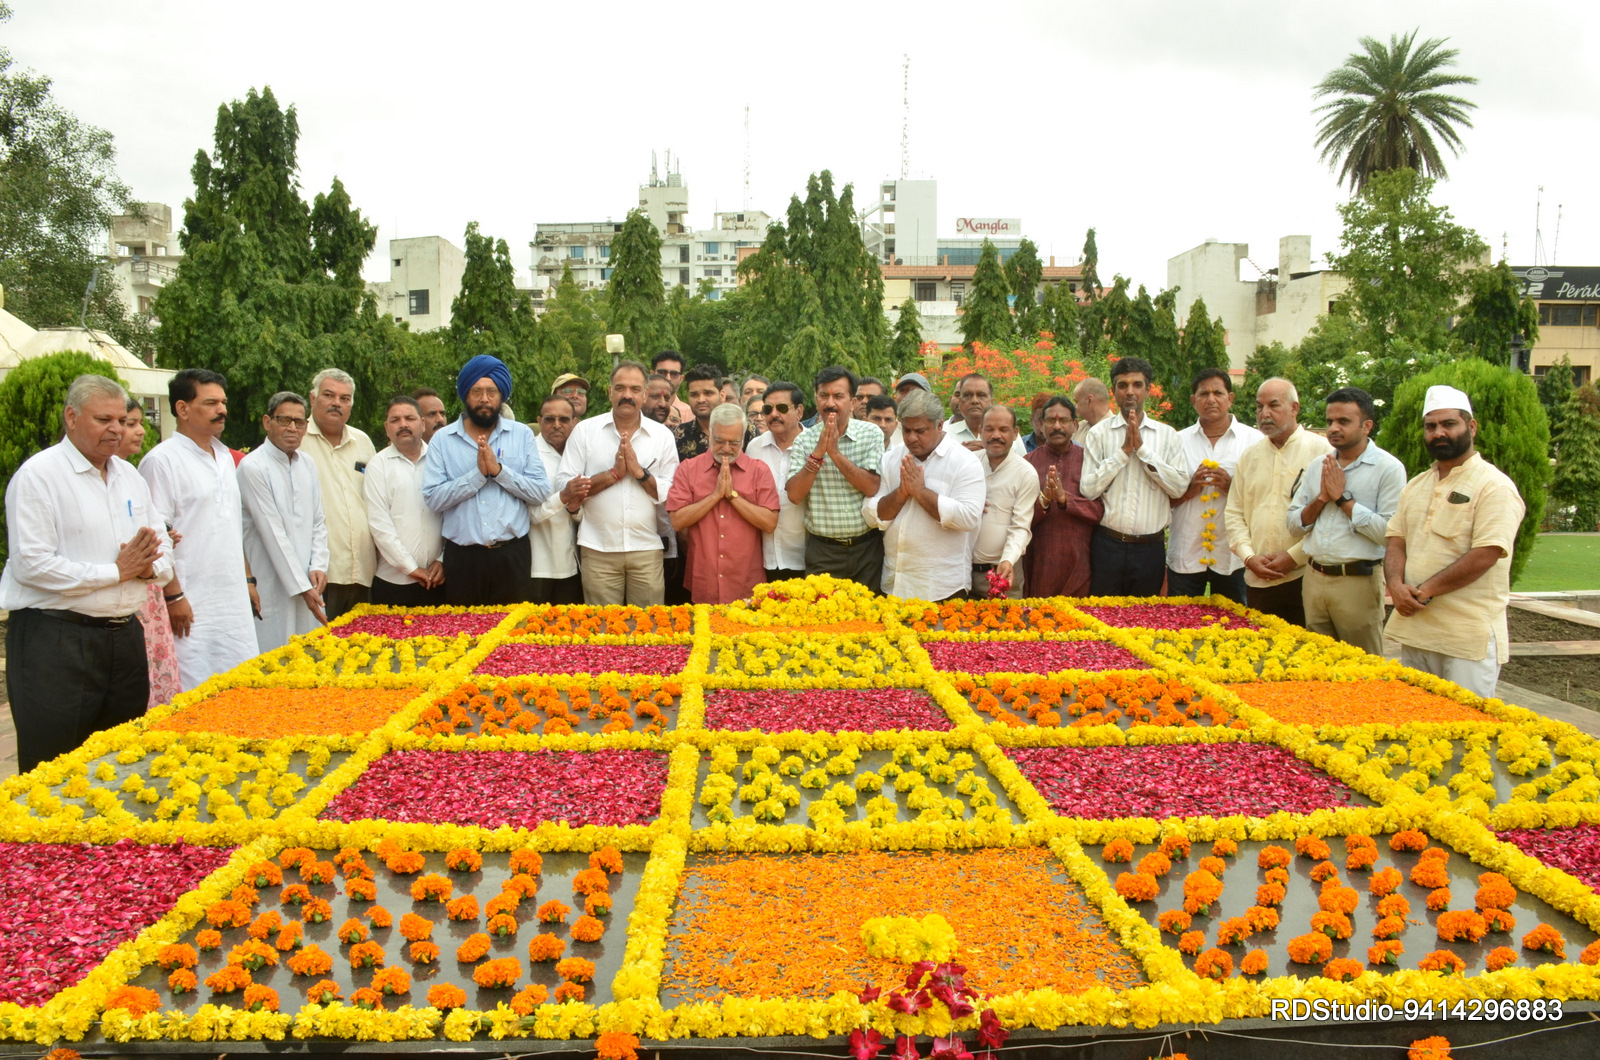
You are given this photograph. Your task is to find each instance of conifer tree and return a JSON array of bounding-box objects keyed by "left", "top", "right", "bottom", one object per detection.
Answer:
[
  {"left": 1164, "top": 296, "right": 1232, "bottom": 429},
  {"left": 1539, "top": 355, "right": 1574, "bottom": 456},
  {"left": 958, "top": 239, "right": 1015, "bottom": 350},
  {"left": 1080, "top": 228, "right": 1102, "bottom": 301},
  {"left": 1552, "top": 384, "right": 1600, "bottom": 532},
  {"left": 889, "top": 297, "right": 923, "bottom": 370},
  {"left": 607, "top": 208, "right": 674, "bottom": 358},
  {"left": 1005, "top": 238, "right": 1045, "bottom": 341},
  {"left": 1040, "top": 280, "right": 1082, "bottom": 355},
  {"left": 450, "top": 221, "right": 540, "bottom": 404}
]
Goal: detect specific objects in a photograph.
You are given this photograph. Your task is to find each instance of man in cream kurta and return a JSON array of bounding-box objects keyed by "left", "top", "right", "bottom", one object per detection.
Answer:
[
  {"left": 970, "top": 405, "right": 1036, "bottom": 598},
  {"left": 139, "top": 369, "right": 260, "bottom": 690},
  {"left": 301, "top": 368, "right": 377, "bottom": 620},
  {"left": 239, "top": 395, "right": 330, "bottom": 652}
]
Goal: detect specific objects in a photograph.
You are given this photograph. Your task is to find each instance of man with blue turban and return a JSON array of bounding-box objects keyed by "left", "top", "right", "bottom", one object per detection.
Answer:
[{"left": 421, "top": 355, "right": 550, "bottom": 604}]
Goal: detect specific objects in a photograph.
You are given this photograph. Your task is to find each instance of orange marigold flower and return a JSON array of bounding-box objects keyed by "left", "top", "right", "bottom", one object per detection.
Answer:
[
  {"left": 204, "top": 966, "right": 252, "bottom": 994},
  {"left": 1485, "top": 946, "right": 1518, "bottom": 971},
  {"left": 537, "top": 899, "right": 571, "bottom": 923},
  {"left": 1377, "top": 894, "right": 1410, "bottom": 919},
  {"left": 104, "top": 985, "right": 161, "bottom": 1017},
  {"left": 509, "top": 849, "right": 544, "bottom": 876},
  {"left": 487, "top": 913, "right": 518, "bottom": 936},
  {"left": 486, "top": 892, "right": 521, "bottom": 920},
  {"left": 1182, "top": 870, "right": 1222, "bottom": 916},
  {"left": 303, "top": 897, "right": 333, "bottom": 923},
  {"left": 1408, "top": 1036, "right": 1453, "bottom": 1060},
  {"left": 445, "top": 848, "right": 484, "bottom": 872},
  {"left": 1436, "top": 911, "right": 1487, "bottom": 943},
  {"left": 570, "top": 915, "right": 605, "bottom": 943},
  {"left": 1311, "top": 911, "right": 1353, "bottom": 940},
  {"left": 1580, "top": 940, "right": 1600, "bottom": 966},
  {"left": 1240, "top": 948, "right": 1269, "bottom": 975},
  {"left": 1102, "top": 838, "right": 1135, "bottom": 863},
  {"left": 571, "top": 868, "right": 609, "bottom": 896},
  {"left": 473, "top": 957, "right": 522, "bottom": 989},
  {"left": 511, "top": 983, "right": 549, "bottom": 1015},
  {"left": 1368, "top": 940, "right": 1405, "bottom": 966},
  {"left": 457, "top": 933, "right": 492, "bottom": 963},
  {"left": 168, "top": 968, "right": 198, "bottom": 994},
  {"left": 246, "top": 861, "right": 283, "bottom": 888},
  {"left": 590, "top": 846, "right": 624, "bottom": 874},
  {"left": 553, "top": 981, "right": 585, "bottom": 1003},
  {"left": 503, "top": 873, "right": 540, "bottom": 899},
  {"left": 1178, "top": 930, "right": 1206, "bottom": 955},
  {"left": 299, "top": 859, "right": 336, "bottom": 885},
  {"left": 1319, "top": 886, "right": 1359, "bottom": 916},
  {"left": 1194, "top": 947, "right": 1233, "bottom": 980},
  {"left": 1425, "top": 888, "right": 1453, "bottom": 912},
  {"left": 1369, "top": 867, "right": 1402, "bottom": 897},
  {"left": 384, "top": 850, "right": 425, "bottom": 874},
  {"left": 205, "top": 899, "right": 251, "bottom": 929},
  {"left": 1309, "top": 861, "right": 1340, "bottom": 883},
  {"left": 248, "top": 910, "right": 282, "bottom": 940},
  {"left": 1345, "top": 847, "right": 1378, "bottom": 871},
  {"left": 1215, "top": 917, "right": 1252, "bottom": 946},
  {"left": 307, "top": 979, "right": 342, "bottom": 1005},
  {"left": 279, "top": 884, "right": 312, "bottom": 906},
  {"left": 287, "top": 944, "right": 333, "bottom": 976},
  {"left": 349, "top": 940, "right": 385, "bottom": 968},
  {"left": 1255, "top": 883, "right": 1286, "bottom": 907},
  {"left": 1372, "top": 915, "right": 1406, "bottom": 940},
  {"left": 279, "top": 846, "right": 314, "bottom": 870},
  {"left": 410, "top": 873, "right": 453, "bottom": 902},
  {"left": 1115, "top": 871, "right": 1159, "bottom": 902},
  {"left": 1287, "top": 933, "right": 1333, "bottom": 965},
  {"left": 1211, "top": 838, "right": 1239, "bottom": 858},
  {"left": 410, "top": 941, "right": 441, "bottom": 964},
  {"left": 226, "top": 939, "right": 278, "bottom": 971},
  {"left": 1136, "top": 851, "right": 1172, "bottom": 878},
  {"left": 528, "top": 933, "right": 567, "bottom": 962},
  {"left": 157, "top": 943, "right": 198, "bottom": 970},
  {"left": 1245, "top": 905, "right": 1280, "bottom": 933},
  {"left": 446, "top": 895, "right": 480, "bottom": 922},
  {"left": 241, "top": 983, "right": 278, "bottom": 1012},
  {"left": 1160, "top": 834, "right": 1192, "bottom": 859},
  {"left": 1321, "top": 957, "right": 1363, "bottom": 982},
  {"left": 337, "top": 918, "right": 369, "bottom": 945},
  {"left": 1258, "top": 846, "right": 1291, "bottom": 870},
  {"left": 1264, "top": 867, "right": 1289, "bottom": 886},
  {"left": 428, "top": 983, "right": 468, "bottom": 1010},
  {"left": 1475, "top": 873, "right": 1516, "bottom": 910},
  {"left": 397, "top": 913, "right": 435, "bottom": 942},
  {"left": 352, "top": 986, "right": 384, "bottom": 1010},
  {"left": 1295, "top": 836, "right": 1332, "bottom": 861},
  {"left": 230, "top": 884, "right": 259, "bottom": 907},
  {"left": 372, "top": 967, "right": 411, "bottom": 995},
  {"left": 555, "top": 956, "right": 595, "bottom": 982},
  {"left": 1483, "top": 907, "right": 1517, "bottom": 934},
  {"left": 586, "top": 892, "right": 613, "bottom": 917},
  {"left": 1419, "top": 846, "right": 1448, "bottom": 864},
  {"left": 596, "top": 1031, "right": 640, "bottom": 1060},
  {"left": 345, "top": 878, "right": 377, "bottom": 902},
  {"left": 1158, "top": 909, "right": 1192, "bottom": 934},
  {"left": 367, "top": 905, "right": 393, "bottom": 928},
  {"left": 1197, "top": 856, "right": 1227, "bottom": 876},
  {"left": 1344, "top": 834, "right": 1377, "bottom": 851},
  {"left": 1418, "top": 950, "right": 1466, "bottom": 975},
  {"left": 275, "top": 921, "right": 304, "bottom": 951},
  {"left": 1410, "top": 861, "right": 1450, "bottom": 889},
  {"left": 1522, "top": 925, "right": 1566, "bottom": 957},
  {"left": 195, "top": 928, "right": 222, "bottom": 951},
  {"left": 1389, "top": 829, "right": 1429, "bottom": 852}
]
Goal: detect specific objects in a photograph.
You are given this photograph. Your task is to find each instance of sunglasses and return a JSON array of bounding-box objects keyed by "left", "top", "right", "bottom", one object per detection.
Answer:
[{"left": 762, "top": 403, "right": 794, "bottom": 415}]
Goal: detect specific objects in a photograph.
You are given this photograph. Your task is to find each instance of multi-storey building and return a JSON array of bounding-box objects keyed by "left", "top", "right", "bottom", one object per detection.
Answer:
[{"left": 1515, "top": 266, "right": 1599, "bottom": 386}]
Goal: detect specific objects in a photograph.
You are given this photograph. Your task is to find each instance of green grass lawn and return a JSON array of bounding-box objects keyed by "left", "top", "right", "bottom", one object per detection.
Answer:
[{"left": 1516, "top": 534, "right": 1600, "bottom": 592}]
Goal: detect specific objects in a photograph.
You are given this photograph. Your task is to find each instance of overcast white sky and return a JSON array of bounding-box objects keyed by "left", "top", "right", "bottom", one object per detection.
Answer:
[{"left": 8, "top": 0, "right": 1598, "bottom": 290}]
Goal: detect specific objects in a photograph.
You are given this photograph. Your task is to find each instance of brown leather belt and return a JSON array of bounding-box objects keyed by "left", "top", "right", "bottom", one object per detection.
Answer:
[
  {"left": 32, "top": 608, "right": 138, "bottom": 628},
  {"left": 1310, "top": 559, "right": 1378, "bottom": 577},
  {"left": 1095, "top": 527, "right": 1164, "bottom": 544}
]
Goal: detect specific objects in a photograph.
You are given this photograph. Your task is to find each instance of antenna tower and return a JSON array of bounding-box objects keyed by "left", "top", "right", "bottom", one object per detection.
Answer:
[
  {"left": 1533, "top": 186, "right": 1547, "bottom": 266},
  {"left": 900, "top": 54, "right": 911, "bottom": 179},
  {"left": 743, "top": 106, "right": 751, "bottom": 211},
  {"left": 1554, "top": 204, "right": 1564, "bottom": 265}
]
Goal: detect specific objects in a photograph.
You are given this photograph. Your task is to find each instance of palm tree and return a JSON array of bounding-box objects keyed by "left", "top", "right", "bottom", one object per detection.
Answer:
[{"left": 1313, "top": 30, "right": 1478, "bottom": 193}]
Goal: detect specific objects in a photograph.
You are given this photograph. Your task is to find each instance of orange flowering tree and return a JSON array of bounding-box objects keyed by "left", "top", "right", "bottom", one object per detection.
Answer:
[{"left": 927, "top": 336, "right": 1172, "bottom": 426}]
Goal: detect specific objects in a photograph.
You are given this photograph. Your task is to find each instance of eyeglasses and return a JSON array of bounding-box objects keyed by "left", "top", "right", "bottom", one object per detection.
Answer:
[
  {"left": 272, "top": 416, "right": 308, "bottom": 428},
  {"left": 556, "top": 385, "right": 585, "bottom": 396},
  {"left": 762, "top": 403, "right": 794, "bottom": 415}
]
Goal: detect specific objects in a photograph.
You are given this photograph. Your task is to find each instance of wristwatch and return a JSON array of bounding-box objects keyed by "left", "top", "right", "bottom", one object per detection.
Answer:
[
  {"left": 730, "top": 489, "right": 740, "bottom": 500},
  {"left": 1339, "top": 491, "right": 1355, "bottom": 506}
]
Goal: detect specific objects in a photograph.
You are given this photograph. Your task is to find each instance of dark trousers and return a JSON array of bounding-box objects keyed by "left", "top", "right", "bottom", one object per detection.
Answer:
[
  {"left": 765, "top": 568, "right": 807, "bottom": 584},
  {"left": 1245, "top": 577, "right": 1308, "bottom": 627},
  {"left": 530, "top": 574, "right": 585, "bottom": 606},
  {"left": 442, "top": 536, "right": 533, "bottom": 606},
  {"left": 6, "top": 608, "right": 148, "bottom": 774},
  {"left": 323, "top": 582, "right": 370, "bottom": 621},
  {"left": 804, "top": 530, "right": 884, "bottom": 594},
  {"left": 1089, "top": 530, "right": 1166, "bottom": 597},
  {"left": 663, "top": 548, "right": 691, "bottom": 606},
  {"left": 1166, "top": 567, "right": 1249, "bottom": 606},
  {"left": 370, "top": 578, "right": 448, "bottom": 608}
]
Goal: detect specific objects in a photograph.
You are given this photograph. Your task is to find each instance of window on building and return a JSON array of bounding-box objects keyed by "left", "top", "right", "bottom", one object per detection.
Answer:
[
  {"left": 569, "top": 246, "right": 585, "bottom": 259},
  {"left": 915, "top": 282, "right": 937, "bottom": 302},
  {"left": 602, "top": 268, "right": 613, "bottom": 281},
  {"left": 705, "top": 267, "right": 722, "bottom": 278},
  {"left": 1539, "top": 303, "right": 1599, "bottom": 327},
  {"left": 600, "top": 245, "right": 610, "bottom": 258},
  {"left": 679, "top": 269, "right": 690, "bottom": 286},
  {"left": 137, "top": 295, "right": 154, "bottom": 315},
  {"left": 679, "top": 245, "right": 690, "bottom": 263},
  {"left": 393, "top": 258, "right": 402, "bottom": 267},
  {"left": 409, "top": 289, "right": 430, "bottom": 316},
  {"left": 949, "top": 282, "right": 966, "bottom": 307},
  {"left": 705, "top": 241, "right": 719, "bottom": 255},
  {"left": 709, "top": 288, "right": 722, "bottom": 301},
  {"left": 542, "top": 245, "right": 554, "bottom": 253}
]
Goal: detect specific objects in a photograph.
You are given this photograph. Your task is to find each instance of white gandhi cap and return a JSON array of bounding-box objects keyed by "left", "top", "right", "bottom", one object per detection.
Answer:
[{"left": 1422, "top": 385, "right": 1473, "bottom": 417}]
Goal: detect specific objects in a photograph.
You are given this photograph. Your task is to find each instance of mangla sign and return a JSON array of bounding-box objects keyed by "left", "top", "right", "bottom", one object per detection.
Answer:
[{"left": 954, "top": 218, "right": 1021, "bottom": 237}]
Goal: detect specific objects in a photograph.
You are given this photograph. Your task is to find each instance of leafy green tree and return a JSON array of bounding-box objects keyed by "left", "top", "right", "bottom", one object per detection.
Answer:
[
  {"left": 536, "top": 262, "right": 610, "bottom": 400},
  {"left": 1454, "top": 260, "right": 1540, "bottom": 367},
  {"left": 1237, "top": 341, "right": 1292, "bottom": 427},
  {"left": 1538, "top": 355, "right": 1574, "bottom": 454},
  {"left": 1005, "top": 238, "right": 1045, "bottom": 341},
  {"left": 888, "top": 297, "right": 923, "bottom": 370},
  {"left": 668, "top": 280, "right": 741, "bottom": 368},
  {"left": 1328, "top": 168, "right": 1487, "bottom": 368},
  {"left": 1551, "top": 385, "right": 1600, "bottom": 532},
  {"left": 1079, "top": 228, "right": 1101, "bottom": 301},
  {"left": 154, "top": 87, "right": 396, "bottom": 445},
  {"left": 959, "top": 239, "right": 1014, "bottom": 349},
  {"left": 1378, "top": 359, "right": 1550, "bottom": 585},
  {"left": 606, "top": 208, "right": 673, "bottom": 358},
  {"left": 0, "top": 351, "right": 132, "bottom": 567},
  {"left": 1040, "top": 280, "right": 1082, "bottom": 355},
  {"left": 1163, "top": 296, "right": 1231, "bottom": 430},
  {"left": 450, "top": 221, "right": 541, "bottom": 411},
  {"left": 1313, "top": 30, "right": 1477, "bottom": 193}
]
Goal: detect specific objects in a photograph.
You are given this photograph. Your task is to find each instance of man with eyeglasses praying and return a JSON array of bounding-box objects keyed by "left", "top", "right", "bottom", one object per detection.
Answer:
[
  {"left": 421, "top": 356, "right": 550, "bottom": 606},
  {"left": 745, "top": 382, "right": 809, "bottom": 582},
  {"left": 665, "top": 404, "right": 780, "bottom": 604},
  {"left": 238, "top": 391, "right": 329, "bottom": 651}
]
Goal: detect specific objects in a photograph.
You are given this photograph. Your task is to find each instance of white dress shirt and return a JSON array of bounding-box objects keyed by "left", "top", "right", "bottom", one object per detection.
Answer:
[
  {"left": 555, "top": 413, "right": 679, "bottom": 554},
  {"left": 1167, "top": 417, "right": 1264, "bottom": 575},
  {"left": 364, "top": 442, "right": 443, "bottom": 586},
  {"left": 746, "top": 430, "right": 807, "bottom": 571},
  {"left": 139, "top": 433, "right": 259, "bottom": 690},
  {"left": 1080, "top": 412, "right": 1189, "bottom": 535},
  {"left": 972, "top": 449, "right": 1037, "bottom": 566},
  {"left": 864, "top": 434, "right": 986, "bottom": 601},
  {"left": 0, "top": 440, "right": 174, "bottom": 616},
  {"left": 946, "top": 417, "right": 1026, "bottom": 455},
  {"left": 528, "top": 435, "right": 580, "bottom": 579},
  {"left": 239, "top": 444, "right": 329, "bottom": 651}
]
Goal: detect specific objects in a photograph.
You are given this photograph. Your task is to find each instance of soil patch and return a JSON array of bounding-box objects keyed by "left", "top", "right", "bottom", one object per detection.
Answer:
[
  {"left": 1500, "top": 655, "right": 1600, "bottom": 712},
  {"left": 1507, "top": 607, "right": 1600, "bottom": 643}
]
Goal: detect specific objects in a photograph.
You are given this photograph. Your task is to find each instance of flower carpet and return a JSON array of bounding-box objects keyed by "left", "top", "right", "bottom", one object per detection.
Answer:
[{"left": 3, "top": 578, "right": 1600, "bottom": 1053}]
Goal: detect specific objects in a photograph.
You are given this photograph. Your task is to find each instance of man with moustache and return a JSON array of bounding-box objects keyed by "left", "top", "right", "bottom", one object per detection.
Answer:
[
  {"left": 1286, "top": 387, "right": 1405, "bottom": 654},
  {"left": 945, "top": 374, "right": 1023, "bottom": 455},
  {"left": 556, "top": 361, "right": 680, "bottom": 605},
  {"left": 422, "top": 355, "right": 550, "bottom": 606},
  {"left": 970, "top": 405, "right": 1037, "bottom": 598},
  {"left": 787, "top": 366, "right": 885, "bottom": 590},
  {"left": 865, "top": 395, "right": 899, "bottom": 448},
  {"left": 644, "top": 373, "right": 677, "bottom": 425},
  {"left": 1384, "top": 386, "right": 1525, "bottom": 697},
  {"left": 1166, "top": 369, "right": 1262, "bottom": 606},
  {"left": 530, "top": 395, "right": 585, "bottom": 605},
  {"left": 238, "top": 392, "right": 329, "bottom": 651},
  {"left": 301, "top": 368, "right": 377, "bottom": 620},
  {"left": 673, "top": 363, "right": 731, "bottom": 461},
  {"left": 364, "top": 396, "right": 445, "bottom": 607},
  {"left": 138, "top": 368, "right": 259, "bottom": 690},
  {"left": 1224, "top": 378, "right": 1333, "bottom": 625},
  {"left": 666, "top": 404, "right": 780, "bottom": 604},
  {"left": 412, "top": 388, "right": 449, "bottom": 442},
  {"left": 1024, "top": 396, "right": 1104, "bottom": 598},
  {"left": 746, "top": 381, "right": 809, "bottom": 582},
  {"left": 853, "top": 376, "right": 885, "bottom": 419}
]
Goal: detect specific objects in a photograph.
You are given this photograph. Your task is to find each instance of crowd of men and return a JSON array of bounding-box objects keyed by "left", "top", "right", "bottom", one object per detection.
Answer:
[{"left": 0, "top": 348, "right": 1525, "bottom": 773}]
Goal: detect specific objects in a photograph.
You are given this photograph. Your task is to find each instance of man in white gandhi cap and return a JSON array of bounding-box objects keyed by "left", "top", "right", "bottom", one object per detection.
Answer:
[{"left": 1382, "top": 385, "right": 1526, "bottom": 698}]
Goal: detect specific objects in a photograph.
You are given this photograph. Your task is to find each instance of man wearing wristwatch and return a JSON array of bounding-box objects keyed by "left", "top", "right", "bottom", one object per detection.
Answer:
[
  {"left": 555, "top": 361, "right": 680, "bottom": 605},
  {"left": 665, "top": 404, "right": 779, "bottom": 604},
  {"left": 785, "top": 366, "right": 885, "bottom": 591},
  {"left": 1286, "top": 387, "right": 1405, "bottom": 655}
]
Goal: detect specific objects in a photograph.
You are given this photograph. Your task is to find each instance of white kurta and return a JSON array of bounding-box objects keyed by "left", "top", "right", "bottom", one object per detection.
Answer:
[
  {"left": 238, "top": 445, "right": 329, "bottom": 652},
  {"left": 139, "top": 434, "right": 260, "bottom": 689},
  {"left": 528, "top": 435, "right": 580, "bottom": 579}
]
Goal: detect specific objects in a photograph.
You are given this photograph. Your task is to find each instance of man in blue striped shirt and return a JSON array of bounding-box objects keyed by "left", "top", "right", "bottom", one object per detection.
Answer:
[{"left": 422, "top": 355, "right": 550, "bottom": 605}]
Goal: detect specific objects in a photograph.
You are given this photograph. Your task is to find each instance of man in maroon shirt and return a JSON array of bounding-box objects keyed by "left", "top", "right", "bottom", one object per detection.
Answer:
[
  {"left": 1023, "top": 395, "right": 1104, "bottom": 597},
  {"left": 665, "top": 404, "right": 780, "bottom": 604}
]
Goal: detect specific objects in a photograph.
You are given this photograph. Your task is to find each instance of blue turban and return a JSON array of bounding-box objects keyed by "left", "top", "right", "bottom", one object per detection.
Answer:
[{"left": 457, "top": 355, "right": 513, "bottom": 404}]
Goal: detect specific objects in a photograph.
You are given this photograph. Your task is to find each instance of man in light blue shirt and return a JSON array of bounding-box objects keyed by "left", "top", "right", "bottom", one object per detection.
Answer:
[
  {"left": 1286, "top": 386, "right": 1405, "bottom": 655},
  {"left": 422, "top": 355, "right": 550, "bottom": 605}
]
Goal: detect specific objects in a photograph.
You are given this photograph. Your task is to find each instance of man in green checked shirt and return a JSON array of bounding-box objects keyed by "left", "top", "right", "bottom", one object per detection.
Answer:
[{"left": 785, "top": 366, "right": 886, "bottom": 591}]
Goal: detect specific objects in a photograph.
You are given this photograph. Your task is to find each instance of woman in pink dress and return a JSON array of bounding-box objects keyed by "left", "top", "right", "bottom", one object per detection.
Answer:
[{"left": 117, "top": 401, "right": 184, "bottom": 709}]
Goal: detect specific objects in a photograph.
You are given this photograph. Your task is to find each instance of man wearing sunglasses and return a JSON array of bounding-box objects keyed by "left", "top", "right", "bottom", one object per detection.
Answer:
[{"left": 747, "top": 382, "right": 809, "bottom": 582}]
